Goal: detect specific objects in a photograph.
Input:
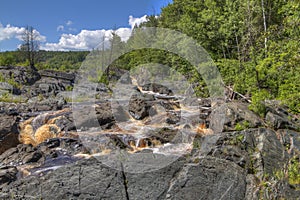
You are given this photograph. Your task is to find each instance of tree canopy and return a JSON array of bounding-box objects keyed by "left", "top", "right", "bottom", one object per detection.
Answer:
[{"left": 140, "top": 0, "right": 300, "bottom": 114}]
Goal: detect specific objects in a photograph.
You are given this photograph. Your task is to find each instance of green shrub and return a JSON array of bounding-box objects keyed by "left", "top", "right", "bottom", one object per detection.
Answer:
[
  {"left": 278, "top": 82, "right": 300, "bottom": 114},
  {"left": 0, "top": 73, "right": 5, "bottom": 82},
  {"left": 7, "top": 76, "right": 21, "bottom": 89},
  {"left": 0, "top": 92, "right": 25, "bottom": 103},
  {"left": 66, "top": 85, "right": 73, "bottom": 91},
  {"left": 235, "top": 121, "right": 250, "bottom": 131},
  {"left": 288, "top": 156, "right": 300, "bottom": 185},
  {"left": 249, "top": 90, "right": 272, "bottom": 117},
  {"left": 0, "top": 73, "right": 21, "bottom": 89}
]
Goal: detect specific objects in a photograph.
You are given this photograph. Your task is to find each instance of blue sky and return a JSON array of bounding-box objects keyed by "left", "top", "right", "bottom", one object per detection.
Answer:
[{"left": 0, "top": 0, "right": 172, "bottom": 51}]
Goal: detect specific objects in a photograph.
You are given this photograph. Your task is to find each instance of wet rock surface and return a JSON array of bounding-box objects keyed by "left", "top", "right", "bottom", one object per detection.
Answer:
[{"left": 0, "top": 67, "right": 299, "bottom": 199}]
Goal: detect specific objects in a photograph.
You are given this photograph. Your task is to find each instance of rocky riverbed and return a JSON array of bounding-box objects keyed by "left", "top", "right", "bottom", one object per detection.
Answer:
[{"left": 0, "top": 66, "right": 300, "bottom": 199}]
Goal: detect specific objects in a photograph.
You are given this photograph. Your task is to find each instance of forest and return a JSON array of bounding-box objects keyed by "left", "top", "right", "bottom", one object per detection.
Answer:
[
  {"left": 0, "top": 50, "right": 89, "bottom": 71},
  {"left": 0, "top": 0, "right": 299, "bottom": 114},
  {"left": 141, "top": 0, "right": 300, "bottom": 115}
]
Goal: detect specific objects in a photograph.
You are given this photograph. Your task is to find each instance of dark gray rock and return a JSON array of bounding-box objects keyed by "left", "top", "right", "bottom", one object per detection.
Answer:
[
  {"left": 105, "top": 66, "right": 129, "bottom": 83},
  {"left": 0, "top": 127, "right": 299, "bottom": 199},
  {"left": 0, "top": 66, "right": 40, "bottom": 86},
  {"left": 277, "top": 129, "right": 300, "bottom": 154},
  {"left": 198, "top": 98, "right": 212, "bottom": 107},
  {"left": 210, "top": 102, "right": 263, "bottom": 132},
  {"left": 39, "top": 70, "right": 75, "bottom": 82},
  {"left": 0, "top": 67, "right": 78, "bottom": 100},
  {"left": 95, "top": 103, "right": 115, "bottom": 129},
  {"left": 111, "top": 102, "right": 131, "bottom": 123},
  {"left": 96, "top": 83, "right": 109, "bottom": 92},
  {"left": 265, "top": 111, "right": 299, "bottom": 131},
  {"left": 26, "top": 76, "right": 71, "bottom": 98},
  {"left": 0, "top": 82, "right": 13, "bottom": 91},
  {"left": 129, "top": 94, "right": 151, "bottom": 120},
  {"left": 53, "top": 111, "right": 76, "bottom": 132},
  {"left": 0, "top": 144, "right": 39, "bottom": 167},
  {"left": 25, "top": 70, "right": 41, "bottom": 85},
  {"left": 1, "top": 158, "right": 128, "bottom": 199},
  {"left": 245, "top": 174, "right": 260, "bottom": 200},
  {"left": 37, "top": 138, "right": 86, "bottom": 157},
  {"left": 0, "top": 102, "right": 30, "bottom": 116},
  {"left": 165, "top": 157, "right": 246, "bottom": 200},
  {"left": 0, "top": 166, "right": 17, "bottom": 186},
  {"left": 142, "top": 83, "right": 173, "bottom": 95},
  {"left": 0, "top": 66, "right": 299, "bottom": 199},
  {"left": 27, "top": 95, "right": 66, "bottom": 111},
  {"left": 0, "top": 114, "right": 20, "bottom": 154},
  {"left": 247, "top": 128, "right": 287, "bottom": 176},
  {"left": 264, "top": 101, "right": 300, "bottom": 131},
  {"left": 0, "top": 155, "right": 249, "bottom": 200},
  {"left": 0, "top": 138, "right": 86, "bottom": 169},
  {"left": 22, "top": 151, "right": 43, "bottom": 164},
  {"left": 201, "top": 128, "right": 288, "bottom": 176},
  {"left": 73, "top": 102, "right": 116, "bottom": 130},
  {"left": 0, "top": 81, "right": 21, "bottom": 95}
]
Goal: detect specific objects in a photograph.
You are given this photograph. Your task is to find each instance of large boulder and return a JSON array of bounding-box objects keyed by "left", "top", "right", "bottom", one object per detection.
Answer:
[
  {"left": 197, "top": 128, "right": 287, "bottom": 177},
  {"left": 263, "top": 101, "right": 300, "bottom": 131},
  {"left": 129, "top": 94, "right": 151, "bottom": 120},
  {"left": 209, "top": 102, "right": 263, "bottom": 132},
  {"left": 265, "top": 111, "right": 299, "bottom": 131},
  {"left": 73, "top": 102, "right": 116, "bottom": 131},
  {"left": 0, "top": 114, "right": 20, "bottom": 154},
  {"left": 164, "top": 157, "right": 246, "bottom": 200}
]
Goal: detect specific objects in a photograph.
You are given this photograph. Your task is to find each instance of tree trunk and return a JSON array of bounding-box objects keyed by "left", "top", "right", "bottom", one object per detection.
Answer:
[{"left": 261, "top": 0, "right": 267, "bottom": 54}]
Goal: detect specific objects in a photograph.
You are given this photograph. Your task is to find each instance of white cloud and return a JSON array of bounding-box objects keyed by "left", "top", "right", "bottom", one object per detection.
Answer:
[
  {"left": 1, "top": 15, "right": 149, "bottom": 51},
  {"left": 57, "top": 25, "right": 64, "bottom": 32},
  {"left": 129, "top": 15, "right": 148, "bottom": 29},
  {"left": 0, "top": 24, "right": 25, "bottom": 41},
  {"left": 66, "top": 20, "right": 73, "bottom": 26},
  {"left": 115, "top": 28, "right": 132, "bottom": 41},
  {"left": 42, "top": 28, "right": 132, "bottom": 51},
  {"left": 43, "top": 15, "right": 148, "bottom": 51},
  {"left": 0, "top": 23, "right": 46, "bottom": 42},
  {"left": 57, "top": 20, "right": 73, "bottom": 32}
]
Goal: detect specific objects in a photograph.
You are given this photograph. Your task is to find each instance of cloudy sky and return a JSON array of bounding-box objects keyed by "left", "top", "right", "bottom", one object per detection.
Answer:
[{"left": 0, "top": 0, "right": 172, "bottom": 51}]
